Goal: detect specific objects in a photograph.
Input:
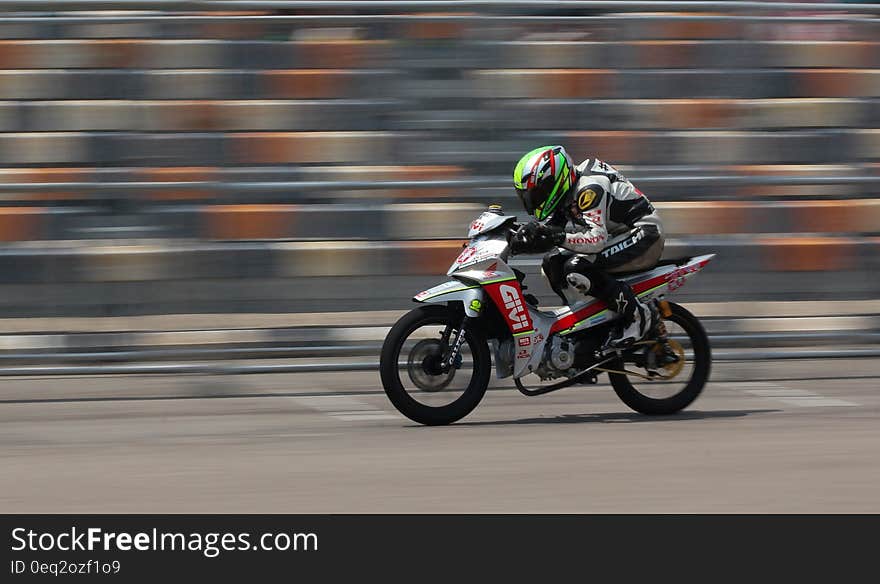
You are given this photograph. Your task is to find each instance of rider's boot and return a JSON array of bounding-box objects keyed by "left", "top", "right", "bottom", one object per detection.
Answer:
[
  {"left": 564, "top": 271, "right": 656, "bottom": 349},
  {"left": 603, "top": 283, "right": 657, "bottom": 350}
]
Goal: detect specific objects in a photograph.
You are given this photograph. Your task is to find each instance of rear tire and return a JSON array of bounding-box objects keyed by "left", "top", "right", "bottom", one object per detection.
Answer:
[
  {"left": 380, "top": 304, "right": 491, "bottom": 425},
  {"left": 609, "top": 302, "right": 711, "bottom": 415}
]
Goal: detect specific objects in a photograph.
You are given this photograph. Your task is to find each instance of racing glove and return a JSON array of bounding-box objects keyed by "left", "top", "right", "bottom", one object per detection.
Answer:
[{"left": 511, "top": 221, "right": 565, "bottom": 254}]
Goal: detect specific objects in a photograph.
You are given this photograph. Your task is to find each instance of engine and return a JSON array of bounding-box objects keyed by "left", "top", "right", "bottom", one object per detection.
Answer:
[
  {"left": 534, "top": 332, "right": 606, "bottom": 380},
  {"left": 533, "top": 336, "right": 576, "bottom": 380},
  {"left": 496, "top": 327, "right": 608, "bottom": 381},
  {"left": 549, "top": 336, "right": 575, "bottom": 371}
]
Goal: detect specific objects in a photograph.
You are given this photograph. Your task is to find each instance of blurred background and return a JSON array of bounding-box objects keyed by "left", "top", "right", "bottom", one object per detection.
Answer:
[
  {"left": 1, "top": 1, "right": 880, "bottom": 515},
  {"left": 0, "top": 0, "right": 877, "bottom": 368}
]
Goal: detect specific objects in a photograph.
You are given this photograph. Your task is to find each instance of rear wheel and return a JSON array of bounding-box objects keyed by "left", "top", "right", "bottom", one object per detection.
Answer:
[
  {"left": 380, "top": 304, "right": 491, "bottom": 425},
  {"left": 608, "top": 301, "right": 711, "bottom": 415}
]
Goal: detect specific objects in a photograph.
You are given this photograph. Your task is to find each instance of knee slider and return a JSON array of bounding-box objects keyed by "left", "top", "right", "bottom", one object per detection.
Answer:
[{"left": 565, "top": 273, "right": 591, "bottom": 294}]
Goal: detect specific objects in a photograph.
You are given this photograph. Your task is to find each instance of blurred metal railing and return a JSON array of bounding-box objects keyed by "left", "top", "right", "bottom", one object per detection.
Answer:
[
  {"left": 1, "top": 332, "right": 879, "bottom": 363},
  {"left": 0, "top": 175, "right": 877, "bottom": 202},
  {"left": 1, "top": 350, "right": 880, "bottom": 377},
  {"left": 0, "top": 332, "right": 878, "bottom": 377},
  {"left": 1, "top": 175, "right": 879, "bottom": 192},
  {"left": 1, "top": 1, "right": 880, "bottom": 14},
  {"left": 1, "top": 0, "right": 878, "bottom": 24},
  {"left": 2, "top": 14, "right": 879, "bottom": 26}
]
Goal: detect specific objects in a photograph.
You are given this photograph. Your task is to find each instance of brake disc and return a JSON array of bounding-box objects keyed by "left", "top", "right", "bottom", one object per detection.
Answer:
[{"left": 407, "top": 338, "right": 456, "bottom": 392}]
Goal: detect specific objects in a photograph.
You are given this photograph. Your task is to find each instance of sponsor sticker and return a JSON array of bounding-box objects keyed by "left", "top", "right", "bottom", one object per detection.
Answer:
[
  {"left": 567, "top": 235, "right": 602, "bottom": 246},
  {"left": 482, "top": 262, "right": 500, "bottom": 278},
  {"left": 518, "top": 336, "right": 531, "bottom": 347},
  {"left": 665, "top": 264, "right": 701, "bottom": 291},
  {"left": 600, "top": 228, "right": 646, "bottom": 258},
  {"left": 455, "top": 245, "right": 477, "bottom": 265},
  {"left": 499, "top": 284, "right": 532, "bottom": 332},
  {"left": 469, "top": 299, "right": 482, "bottom": 312},
  {"left": 577, "top": 189, "right": 597, "bottom": 210},
  {"left": 484, "top": 281, "right": 534, "bottom": 334}
]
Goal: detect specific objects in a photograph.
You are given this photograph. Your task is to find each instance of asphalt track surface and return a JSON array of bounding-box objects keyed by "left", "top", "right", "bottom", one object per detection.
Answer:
[{"left": 1, "top": 357, "right": 878, "bottom": 513}]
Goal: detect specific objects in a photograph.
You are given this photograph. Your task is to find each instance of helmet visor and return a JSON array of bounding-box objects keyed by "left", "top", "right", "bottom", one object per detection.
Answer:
[
  {"left": 516, "top": 180, "right": 554, "bottom": 219},
  {"left": 514, "top": 187, "right": 534, "bottom": 214}
]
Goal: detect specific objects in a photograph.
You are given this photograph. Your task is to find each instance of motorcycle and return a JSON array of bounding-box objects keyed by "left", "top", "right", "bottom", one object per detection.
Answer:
[{"left": 380, "top": 203, "right": 714, "bottom": 425}]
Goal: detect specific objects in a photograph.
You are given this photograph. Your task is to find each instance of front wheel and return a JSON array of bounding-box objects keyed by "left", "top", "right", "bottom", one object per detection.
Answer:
[
  {"left": 380, "top": 304, "right": 491, "bottom": 425},
  {"left": 608, "top": 301, "right": 711, "bottom": 415}
]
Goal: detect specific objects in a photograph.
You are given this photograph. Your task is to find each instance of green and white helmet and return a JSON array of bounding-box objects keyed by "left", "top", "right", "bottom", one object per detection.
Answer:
[{"left": 512, "top": 145, "right": 575, "bottom": 221}]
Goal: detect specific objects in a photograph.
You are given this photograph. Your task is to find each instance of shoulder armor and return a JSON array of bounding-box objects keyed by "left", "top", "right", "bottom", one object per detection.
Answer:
[
  {"left": 574, "top": 182, "right": 605, "bottom": 211},
  {"left": 588, "top": 159, "right": 628, "bottom": 184}
]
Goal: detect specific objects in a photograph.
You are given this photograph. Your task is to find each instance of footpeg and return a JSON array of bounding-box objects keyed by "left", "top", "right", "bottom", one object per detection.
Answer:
[{"left": 577, "top": 372, "right": 598, "bottom": 385}]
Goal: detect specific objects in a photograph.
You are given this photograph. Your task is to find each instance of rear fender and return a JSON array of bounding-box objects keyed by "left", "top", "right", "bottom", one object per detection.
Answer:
[{"left": 627, "top": 253, "right": 716, "bottom": 302}]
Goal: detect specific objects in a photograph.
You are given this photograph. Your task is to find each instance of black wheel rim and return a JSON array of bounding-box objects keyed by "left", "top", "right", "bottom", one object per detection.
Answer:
[{"left": 394, "top": 317, "right": 478, "bottom": 409}]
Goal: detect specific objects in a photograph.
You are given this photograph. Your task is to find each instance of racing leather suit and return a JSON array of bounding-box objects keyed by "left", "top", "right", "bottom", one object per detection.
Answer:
[{"left": 540, "top": 158, "right": 665, "bottom": 334}]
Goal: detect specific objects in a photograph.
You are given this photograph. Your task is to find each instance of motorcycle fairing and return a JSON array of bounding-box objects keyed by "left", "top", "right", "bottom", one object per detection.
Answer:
[
  {"left": 413, "top": 280, "right": 486, "bottom": 318},
  {"left": 422, "top": 252, "right": 547, "bottom": 375},
  {"left": 447, "top": 238, "right": 508, "bottom": 275},
  {"left": 467, "top": 212, "right": 517, "bottom": 239}
]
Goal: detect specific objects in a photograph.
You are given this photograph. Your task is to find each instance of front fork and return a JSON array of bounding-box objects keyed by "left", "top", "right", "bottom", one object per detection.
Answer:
[{"left": 441, "top": 316, "right": 469, "bottom": 372}]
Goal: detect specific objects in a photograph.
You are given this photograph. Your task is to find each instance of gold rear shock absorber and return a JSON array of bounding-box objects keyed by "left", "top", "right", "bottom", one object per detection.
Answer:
[{"left": 656, "top": 300, "right": 672, "bottom": 339}]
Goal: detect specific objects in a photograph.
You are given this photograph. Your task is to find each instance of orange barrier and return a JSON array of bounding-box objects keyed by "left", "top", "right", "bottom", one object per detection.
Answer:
[
  {"left": 566, "top": 131, "right": 642, "bottom": 164},
  {"left": 230, "top": 132, "right": 392, "bottom": 164},
  {"left": 403, "top": 13, "right": 472, "bottom": 39},
  {"left": 0, "top": 207, "right": 46, "bottom": 240},
  {"left": 203, "top": 204, "right": 297, "bottom": 240},
  {"left": 786, "top": 200, "right": 880, "bottom": 234},
  {"left": 401, "top": 240, "right": 468, "bottom": 275},
  {"left": 656, "top": 201, "right": 754, "bottom": 235},
  {"left": 798, "top": 69, "right": 880, "bottom": 98},
  {"left": 475, "top": 69, "right": 617, "bottom": 99},
  {"left": 144, "top": 101, "right": 223, "bottom": 132},
  {"left": 0, "top": 168, "right": 91, "bottom": 201},
  {"left": 263, "top": 70, "right": 355, "bottom": 99},
  {"left": 757, "top": 236, "right": 860, "bottom": 272},
  {"left": 293, "top": 40, "right": 391, "bottom": 68},
  {"left": 0, "top": 39, "right": 390, "bottom": 69},
  {"left": 647, "top": 14, "right": 742, "bottom": 40}
]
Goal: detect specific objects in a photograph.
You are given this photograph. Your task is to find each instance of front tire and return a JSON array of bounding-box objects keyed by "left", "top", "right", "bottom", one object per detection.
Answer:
[
  {"left": 609, "top": 301, "right": 711, "bottom": 415},
  {"left": 380, "top": 304, "right": 491, "bottom": 425}
]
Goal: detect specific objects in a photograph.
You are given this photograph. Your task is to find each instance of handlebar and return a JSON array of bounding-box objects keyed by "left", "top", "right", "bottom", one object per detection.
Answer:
[{"left": 508, "top": 221, "right": 531, "bottom": 255}]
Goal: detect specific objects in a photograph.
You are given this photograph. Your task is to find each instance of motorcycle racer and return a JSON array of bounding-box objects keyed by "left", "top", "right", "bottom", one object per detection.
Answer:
[{"left": 511, "top": 145, "right": 665, "bottom": 349}]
